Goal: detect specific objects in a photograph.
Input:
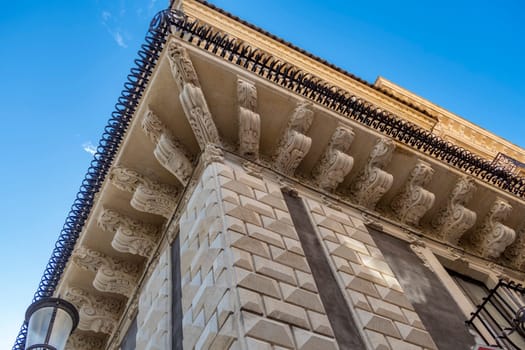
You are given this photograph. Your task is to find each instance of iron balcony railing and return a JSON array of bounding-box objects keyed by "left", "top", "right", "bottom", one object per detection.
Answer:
[{"left": 467, "top": 280, "right": 525, "bottom": 349}]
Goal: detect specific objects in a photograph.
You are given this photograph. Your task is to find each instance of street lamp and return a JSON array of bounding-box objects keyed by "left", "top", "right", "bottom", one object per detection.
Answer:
[{"left": 24, "top": 297, "right": 79, "bottom": 350}]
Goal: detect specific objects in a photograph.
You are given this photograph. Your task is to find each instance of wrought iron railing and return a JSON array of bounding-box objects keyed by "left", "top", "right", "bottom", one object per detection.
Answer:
[
  {"left": 13, "top": 4, "right": 525, "bottom": 349},
  {"left": 467, "top": 280, "right": 525, "bottom": 349},
  {"left": 169, "top": 7, "right": 525, "bottom": 197}
]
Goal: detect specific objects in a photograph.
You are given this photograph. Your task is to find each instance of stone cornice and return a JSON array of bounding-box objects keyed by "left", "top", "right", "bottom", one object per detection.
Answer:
[
  {"left": 179, "top": 0, "right": 437, "bottom": 131},
  {"left": 375, "top": 77, "right": 525, "bottom": 163}
]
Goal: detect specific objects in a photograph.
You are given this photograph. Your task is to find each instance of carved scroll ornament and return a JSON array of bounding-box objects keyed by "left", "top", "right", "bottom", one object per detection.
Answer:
[
  {"left": 237, "top": 76, "right": 260, "bottom": 159},
  {"left": 350, "top": 137, "right": 395, "bottom": 209},
  {"left": 432, "top": 176, "right": 477, "bottom": 244},
  {"left": 168, "top": 41, "right": 220, "bottom": 149},
  {"left": 466, "top": 198, "right": 516, "bottom": 259},
  {"left": 64, "top": 287, "right": 122, "bottom": 335},
  {"left": 274, "top": 101, "right": 314, "bottom": 175},
  {"left": 391, "top": 160, "right": 435, "bottom": 226},
  {"left": 72, "top": 247, "right": 140, "bottom": 297},
  {"left": 109, "top": 167, "right": 178, "bottom": 219},
  {"left": 502, "top": 224, "right": 525, "bottom": 270},
  {"left": 142, "top": 108, "right": 193, "bottom": 185},
  {"left": 98, "top": 208, "right": 159, "bottom": 258},
  {"left": 65, "top": 333, "right": 105, "bottom": 350},
  {"left": 313, "top": 125, "right": 355, "bottom": 192}
]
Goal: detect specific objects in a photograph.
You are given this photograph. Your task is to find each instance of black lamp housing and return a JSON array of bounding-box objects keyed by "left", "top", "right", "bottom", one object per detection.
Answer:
[{"left": 24, "top": 298, "right": 79, "bottom": 350}]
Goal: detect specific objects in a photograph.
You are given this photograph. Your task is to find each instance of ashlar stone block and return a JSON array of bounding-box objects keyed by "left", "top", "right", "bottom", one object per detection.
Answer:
[
  {"left": 242, "top": 311, "right": 295, "bottom": 348},
  {"left": 236, "top": 267, "right": 281, "bottom": 299},
  {"left": 292, "top": 327, "right": 338, "bottom": 350},
  {"left": 263, "top": 296, "right": 310, "bottom": 329},
  {"left": 253, "top": 255, "right": 297, "bottom": 285},
  {"left": 280, "top": 283, "right": 324, "bottom": 313}
]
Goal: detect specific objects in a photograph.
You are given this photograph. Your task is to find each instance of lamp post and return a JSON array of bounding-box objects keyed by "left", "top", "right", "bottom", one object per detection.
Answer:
[{"left": 24, "top": 298, "right": 79, "bottom": 350}]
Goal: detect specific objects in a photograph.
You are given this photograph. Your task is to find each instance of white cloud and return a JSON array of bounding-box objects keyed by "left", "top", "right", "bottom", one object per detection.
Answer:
[
  {"left": 82, "top": 142, "right": 97, "bottom": 155},
  {"left": 101, "top": 10, "right": 111, "bottom": 22},
  {"left": 113, "top": 31, "right": 127, "bottom": 48}
]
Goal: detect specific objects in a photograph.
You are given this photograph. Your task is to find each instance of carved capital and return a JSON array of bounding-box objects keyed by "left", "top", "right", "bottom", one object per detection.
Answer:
[
  {"left": 98, "top": 208, "right": 159, "bottom": 258},
  {"left": 72, "top": 247, "right": 140, "bottom": 297},
  {"left": 350, "top": 137, "right": 395, "bottom": 209},
  {"left": 237, "top": 77, "right": 260, "bottom": 159},
  {"left": 313, "top": 125, "right": 355, "bottom": 192},
  {"left": 201, "top": 144, "right": 224, "bottom": 166},
  {"left": 274, "top": 101, "right": 314, "bottom": 175},
  {"left": 391, "top": 160, "right": 435, "bottom": 225},
  {"left": 466, "top": 198, "right": 516, "bottom": 259},
  {"left": 168, "top": 41, "right": 220, "bottom": 149},
  {"left": 66, "top": 333, "right": 105, "bottom": 350},
  {"left": 109, "top": 167, "right": 178, "bottom": 218},
  {"left": 142, "top": 108, "right": 193, "bottom": 185},
  {"left": 64, "top": 287, "right": 123, "bottom": 335},
  {"left": 432, "top": 176, "right": 477, "bottom": 244}
]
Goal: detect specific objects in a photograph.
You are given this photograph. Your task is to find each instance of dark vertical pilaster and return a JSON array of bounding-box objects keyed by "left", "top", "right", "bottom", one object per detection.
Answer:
[
  {"left": 171, "top": 235, "right": 183, "bottom": 350},
  {"left": 283, "top": 191, "right": 366, "bottom": 349}
]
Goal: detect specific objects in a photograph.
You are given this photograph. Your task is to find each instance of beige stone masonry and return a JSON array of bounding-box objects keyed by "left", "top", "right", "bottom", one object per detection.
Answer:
[
  {"left": 175, "top": 160, "right": 340, "bottom": 349},
  {"left": 136, "top": 248, "right": 171, "bottom": 349},
  {"left": 304, "top": 197, "right": 438, "bottom": 350}
]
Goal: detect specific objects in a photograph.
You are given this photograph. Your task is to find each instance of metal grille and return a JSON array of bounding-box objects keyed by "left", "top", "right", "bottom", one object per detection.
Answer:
[{"left": 467, "top": 280, "right": 525, "bottom": 349}]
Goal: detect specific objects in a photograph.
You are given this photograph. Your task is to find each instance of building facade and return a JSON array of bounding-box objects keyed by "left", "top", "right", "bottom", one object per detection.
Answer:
[{"left": 13, "top": 1, "right": 525, "bottom": 349}]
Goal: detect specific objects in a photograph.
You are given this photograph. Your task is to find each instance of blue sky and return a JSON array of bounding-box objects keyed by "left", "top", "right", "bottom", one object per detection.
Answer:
[{"left": 1, "top": 0, "right": 524, "bottom": 347}]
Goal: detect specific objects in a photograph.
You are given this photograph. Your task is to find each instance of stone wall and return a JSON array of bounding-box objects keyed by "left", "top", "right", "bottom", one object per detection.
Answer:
[
  {"left": 133, "top": 159, "right": 443, "bottom": 349},
  {"left": 136, "top": 248, "right": 171, "bottom": 349},
  {"left": 303, "top": 198, "right": 438, "bottom": 350}
]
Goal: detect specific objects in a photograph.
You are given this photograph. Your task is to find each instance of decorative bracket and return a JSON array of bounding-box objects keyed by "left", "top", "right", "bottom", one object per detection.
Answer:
[
  {"left": 64, "top": 287, "right": 123, "bottom": 335},
  {"left": 141, "top": 108, "right": 193, "bottom": 185},
  {"left": 465, "top": 198, "right": 516, "bottom": 259},
  {"left": 501, "top": 223, "right": 525, "bottom": 271},
  {"left": 72, "top": 247, "right": 141, "bottom": 297},
  {"left": 168, "top": 41, "right": 221, "bottom": 149},
  {"left": 391, "top": 159, "right": 435, "bottom": 225},
  {"left": 432, "top": 176, "right": 477, "bottom": 244},
  {"left": 98, "top": 208, "right": 160, "bottom": 258},
  {"left": 109, "top": 167, "right": 178, "bottom": 219},
  {"left": 65, "top": 333, "right": 105, "bottom": 350},
  {"left": 274, "top": 100, "right": 314, "bottom": 175},
  {"left": 237, "top": 76, "right": 260, "bottom": 159},
  {"left": 350, "top": 137, "right": 395, "bottom": 209},
  {"left": 313, "top": 125, "right": 355, "bottom": 192}
]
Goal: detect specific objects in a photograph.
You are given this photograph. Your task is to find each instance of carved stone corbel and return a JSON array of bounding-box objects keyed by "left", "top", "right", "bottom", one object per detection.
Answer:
[
  {"left": 168, "top": 41, "right": 220, "bottom": 149},
  {"left": 501, "top": 223, "right": 525, "bottom": 270},
  {"left": 464, "top": 198, "right": 516, "bottom": 259},
  {"left": 98, "top": 208, "right": 160, "bottom": 258},
  {"left": 274, "top": 101, "right": 314, "bottom": 175},
  {"left": 64, "top": 287, "right": 123, "bottom": 335},
  {"left": 109, "top": 167, "right": 178, "bottom": 219},
  {"left": 141, "top": 108, "right": 193, "bottom": 185},
  {"left": 432, "top": 176, "right": 477, "bottom": 244},
  {"left": 237, "top": 76, "right": 260, "bottom": 159},
  {"left": 72, "top": 247, "right": 141, "bottom": 297},
  {"left": 350, "top": 137, "right": 395, "bottom": 209},
  {"left": 312, "top": 125, "right": 355, "bottom": 192},
  {"left": 65, "top": 333, "right": 105, "bottom": 350},
  {"left": 391, "top": 159, "right": 435, "bottom": 226}
]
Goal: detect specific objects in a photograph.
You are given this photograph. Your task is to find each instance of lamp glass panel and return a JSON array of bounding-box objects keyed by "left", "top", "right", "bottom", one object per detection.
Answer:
[
  {"left": 26, "top": 307, "right": 53, "bottom": 346},
  {"left": 47, "top": 308, "right": 74, "bottom": 350}
]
